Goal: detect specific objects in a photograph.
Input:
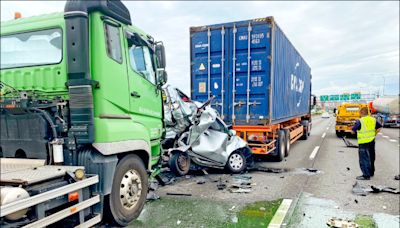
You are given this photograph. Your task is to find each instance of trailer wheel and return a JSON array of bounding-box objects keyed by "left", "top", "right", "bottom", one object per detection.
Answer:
[
  {"left": 106, "top": 154, "right": 148, "bottom": 226},
  {"left": 300, "top": 120, "right": 309, "bottom": 140},
  {"left": 283, "top": 129, "right": 290, "bottom": 157},
  {"left": 169, "top": 151, "right": 190, "bottom": 176},
  {"left": 226, "top": 150, "right": 246, "bottom": 173},
  {"left": 274, "top": 130, "right": 285, "bottom": 162}
]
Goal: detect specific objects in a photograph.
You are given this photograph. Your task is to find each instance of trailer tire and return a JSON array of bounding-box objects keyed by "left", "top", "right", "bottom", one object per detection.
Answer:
[
  {"left": 169, "top": 151, "right": 190, "bottom": 176},
  {"left": 283, "top": 129, "right": 290, "bottom": 157},
  {"left": 106, "top": 154, "right": 148, "bottom": 226},
  {"left": 274, "top": 130, "right": 285, "bottom": 162},
  {"left": 226, "top": 150, "right": 246, "bottom": 173},
  {"left": 300, "top": 120, "right": 309, "bottom": 140}
]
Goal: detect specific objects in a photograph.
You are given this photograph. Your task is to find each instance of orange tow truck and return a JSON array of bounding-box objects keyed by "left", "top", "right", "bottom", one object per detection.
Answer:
[{"left": 335, "top": 103, "right": 369, "bottom": 137}]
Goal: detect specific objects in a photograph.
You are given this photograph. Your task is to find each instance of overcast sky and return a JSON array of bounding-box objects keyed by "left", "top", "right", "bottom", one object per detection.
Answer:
[{"left": 1, "top": 1, "right": 399, "bottom": 96}]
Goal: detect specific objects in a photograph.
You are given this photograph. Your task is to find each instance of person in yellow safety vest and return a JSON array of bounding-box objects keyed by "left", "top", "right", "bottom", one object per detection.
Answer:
[{"left": 352, "top": 107, "right": 382, "bottom": 180}]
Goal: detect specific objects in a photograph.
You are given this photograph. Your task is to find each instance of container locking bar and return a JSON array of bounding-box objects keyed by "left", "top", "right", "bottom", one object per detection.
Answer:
[
  {"left": 220, "top": 26, "right": 225, "bottom": 119},
  {"left": 207, "top": 27, "right": 211, "bottom": 100},
  {"left": 246, "top": 22, "right": 252, "bottom": 123},
  {"left": 232, "top": 24, "right": 237, "bottom": 122}
]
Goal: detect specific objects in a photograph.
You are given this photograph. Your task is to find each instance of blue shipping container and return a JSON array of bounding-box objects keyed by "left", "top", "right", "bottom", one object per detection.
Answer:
[{"left": 190, "top": 17, "right": 311, "bottom": 125}]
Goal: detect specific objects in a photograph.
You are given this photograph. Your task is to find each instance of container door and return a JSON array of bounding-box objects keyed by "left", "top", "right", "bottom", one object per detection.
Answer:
[
  {"left": 191, "top": 27, "right": 229, "bottom": 120},
  {"left": 227, "top": 21, "right": 272, "bottom": 125}
]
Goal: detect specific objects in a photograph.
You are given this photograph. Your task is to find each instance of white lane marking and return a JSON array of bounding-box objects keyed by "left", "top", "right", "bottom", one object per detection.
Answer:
[
  {"left": 268, "top": 199, "right": 293, "bottom": 228},
  {"left": 322, "top": 132, "right": 326, "bottom": 138},
  {"left": 309, "top": 146, "right": 320, "bottom": 160},
  {"left": 389, "top": 139, "right": 398, "bottom": 143}
]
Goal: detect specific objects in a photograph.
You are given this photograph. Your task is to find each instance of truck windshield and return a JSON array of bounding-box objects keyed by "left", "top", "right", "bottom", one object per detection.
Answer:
[{"left": 0, "top": 28, "right": 62, "bottom": 69}]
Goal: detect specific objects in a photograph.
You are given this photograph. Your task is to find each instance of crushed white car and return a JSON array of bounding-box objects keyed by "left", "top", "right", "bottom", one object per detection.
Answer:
[{"left": 162, "top": 86, "right": 253, "bottom": 175}]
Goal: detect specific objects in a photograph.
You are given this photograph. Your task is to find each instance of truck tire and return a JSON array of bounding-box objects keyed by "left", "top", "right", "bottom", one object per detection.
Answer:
[
  {"left": 226, "top": 150, "right": 247, "bottom": 173},
  {"left": 300, "top": 120, "right": 309, "bottom": 140},
  {"left": 169, "top": 151, "right": 190, "bottom": 176},
  {"left": 336, "top": 130, "right": 343, "bottom": 138},
  {"left": 106, "top": 154, "right": 148, "bottom": 226},
  {"left": 283, "top": 129, "right": 290, "bottom": 157},
  {"left": 274, "top": 130, "right": 285, "bottom": 162}
]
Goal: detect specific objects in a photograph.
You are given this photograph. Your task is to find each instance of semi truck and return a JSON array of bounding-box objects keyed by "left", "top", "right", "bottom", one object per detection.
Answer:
[
  {"left": 335, "top": 103, "right": 369, "bottom": 137},
  {"left": 0, "top": 0, "right": 167, "bottom": 226},
  {"left": 370, "top": 96, "right": 400, "bottom": 127},
  {"left": 190, "top": 17, "right": 314, "bottom": 161}
]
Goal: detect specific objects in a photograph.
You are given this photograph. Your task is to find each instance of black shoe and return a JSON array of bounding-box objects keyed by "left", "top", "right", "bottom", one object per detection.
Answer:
[{"left": 356, "top": 175, "right": 370, "bottom": 180}]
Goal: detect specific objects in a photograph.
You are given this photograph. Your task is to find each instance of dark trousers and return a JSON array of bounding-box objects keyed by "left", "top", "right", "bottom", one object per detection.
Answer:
[{"left": 358, "top": 141, "right": 375, "bottom": 177}]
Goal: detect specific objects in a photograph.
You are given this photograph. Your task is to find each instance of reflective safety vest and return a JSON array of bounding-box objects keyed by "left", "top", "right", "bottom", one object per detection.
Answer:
[{"left": 357, "top": 116, "right": 376, "bottom": 144}]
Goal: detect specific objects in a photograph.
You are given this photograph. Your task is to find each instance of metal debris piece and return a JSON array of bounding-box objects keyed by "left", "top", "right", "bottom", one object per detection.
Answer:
[
  {"left": 370, "top": 185, "right": 400, "bottom": 194},
  {"left": 229, "top": 188, "right": 251, "bottom": 193},
  {"left": 342, "top": 136, "right": 358, "bottom": 148},
  {"left": 347, "top": 167, "right": 350, "bottom": 171},
  {"left": 166, "top": 192, "right": 192, "bottom": 196},
  {"left": 353, "top": 181, "right": 400, "bottom": 195},
  {"left": 217, "top": 177, "right": 227, "bottom": 190},
  {"left": 327, "top": 218, "right": 358, "bottom": 228},
  {"left": 146, "top": 191, "right": 160, "bottom": 201},
  {"left": 306, "top": 168, "right": 318, "bottom": 173},
  {"left": 233, "top": 175, "right": 252, "bottom": 180},
  {"left": 196, "top": 180, "right": 206, "bottom": 185}
]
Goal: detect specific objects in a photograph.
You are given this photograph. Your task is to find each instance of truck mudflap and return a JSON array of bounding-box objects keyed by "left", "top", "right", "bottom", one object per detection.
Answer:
[{"left": 1, "top": 159, "right": 101, "bottom": 227}]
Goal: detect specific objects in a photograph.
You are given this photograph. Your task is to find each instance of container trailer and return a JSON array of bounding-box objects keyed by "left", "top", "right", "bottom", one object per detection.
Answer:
[{"left": 190, "top": 17, "right": 314, "bottom": 161}]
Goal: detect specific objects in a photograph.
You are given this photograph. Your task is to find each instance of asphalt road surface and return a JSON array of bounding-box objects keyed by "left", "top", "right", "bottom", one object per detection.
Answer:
[{"left": 138, "top": 115, "right": 399, "bottom": 227}]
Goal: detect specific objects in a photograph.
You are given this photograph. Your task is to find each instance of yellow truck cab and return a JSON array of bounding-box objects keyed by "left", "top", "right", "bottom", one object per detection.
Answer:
[{"left": 335, "top": 103, "right": 369, "bottom": 137}]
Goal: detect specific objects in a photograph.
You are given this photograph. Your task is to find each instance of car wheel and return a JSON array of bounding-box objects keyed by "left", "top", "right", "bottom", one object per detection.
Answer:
[
  {"left": 226, "top": 150, "right": 246, "bottom": 173},
  {"left": 106, "top": 154, "right": 148, "bottom": 226},
  {"left": 283, "top": 129, "right": 290, "bottom": 157},
  {"left": 169, "top": 151, "right": 190, "bottom": 176},
  {"left": 274, "top": 130, "right": 285, "bottom": 162}
]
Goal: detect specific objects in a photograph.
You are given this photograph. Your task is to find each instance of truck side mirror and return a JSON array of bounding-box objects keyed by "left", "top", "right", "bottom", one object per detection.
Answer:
[
  {"left": 155, "top": 42, "right": 166, "bottom": 69},
  {"left": 156, "top": 69, "right": 168, "bottom": 87}
]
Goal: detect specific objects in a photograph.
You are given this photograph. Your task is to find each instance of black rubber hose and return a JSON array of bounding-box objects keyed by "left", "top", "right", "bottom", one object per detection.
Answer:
[{"left": 29, "top": 107, "right": 57, "bottom": 139}]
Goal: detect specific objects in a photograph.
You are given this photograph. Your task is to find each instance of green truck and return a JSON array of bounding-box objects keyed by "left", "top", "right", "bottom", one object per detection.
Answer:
[{"left": 0, "top": 0, "right": 166, "bottom": 226}]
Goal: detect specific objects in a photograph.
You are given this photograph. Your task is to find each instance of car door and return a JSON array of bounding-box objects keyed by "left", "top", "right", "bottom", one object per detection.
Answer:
[{"left": 123, "top": 30, "right": 163, "bottom": 141}]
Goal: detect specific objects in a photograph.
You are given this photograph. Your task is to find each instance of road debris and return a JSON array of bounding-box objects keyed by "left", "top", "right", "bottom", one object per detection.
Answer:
[
  {"left": 196, "top": 180, "right": 206, "bottom": 185},
  {"left": 166, "top": 192, "right": 192, "bottom": 196},
  {"left": 395, "top": 175, "right": 400, "bottom": 180},
  {"left": 347, "top": 167, "right": 351, "bottom": 171},
  {"left": 342, "top": 136, "right": 358, "bottom": 148},
  {"left": 352, "top": 181, "right": 400, "bottom": 195},
  {"left": 147, "top": 191, "right": 160, "bottom": 201},
  {"left": 306, "top": 168, "right": 318, "bottom": 173},
  {"left": 229, "top": 188, "right": 251, "bottom": 193},
  {"left": 177, "top": 220, "right": 181, "bottom": 225},
  {"left": 327, "top": 218, "right": 359, "bottom": 228},
  {"left": 217, "top": 178, "right": 227, "bottom": 190},
  {"left": 382, "top": 205, "right": 387, "bottom": 210}
]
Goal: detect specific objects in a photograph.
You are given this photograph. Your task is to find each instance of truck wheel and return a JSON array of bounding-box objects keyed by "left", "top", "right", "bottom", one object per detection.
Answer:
[
  {"left": 300, "top": 120, "right": 309, "bottom": 140},
  {"left": 284, "top": 129, "right": 290, "bottom": 157},
  {"left": 169, "top": 151, "right": 190, "bottom": 176},
  {"left": 335, "top": 130, "right": 343, "bottom": 138},
  {"left": 274, "top": 130, "right": 285, "bottom": 162},
  {"left": 107, "top": 154, "right": 148, "bottom": 226},
  {"left": 226, "top": 150, "right": 246, "bottom": 173}
]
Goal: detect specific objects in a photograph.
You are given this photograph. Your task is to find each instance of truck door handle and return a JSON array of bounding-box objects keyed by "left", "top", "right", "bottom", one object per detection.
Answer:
[{"left": 130, "top": 91, "right": 141, "bottom": 98}]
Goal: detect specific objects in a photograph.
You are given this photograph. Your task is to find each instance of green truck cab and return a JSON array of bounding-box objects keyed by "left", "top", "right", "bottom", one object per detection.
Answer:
[{"left": 0, "top": 0, "right": 166, "bottom": 226}]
